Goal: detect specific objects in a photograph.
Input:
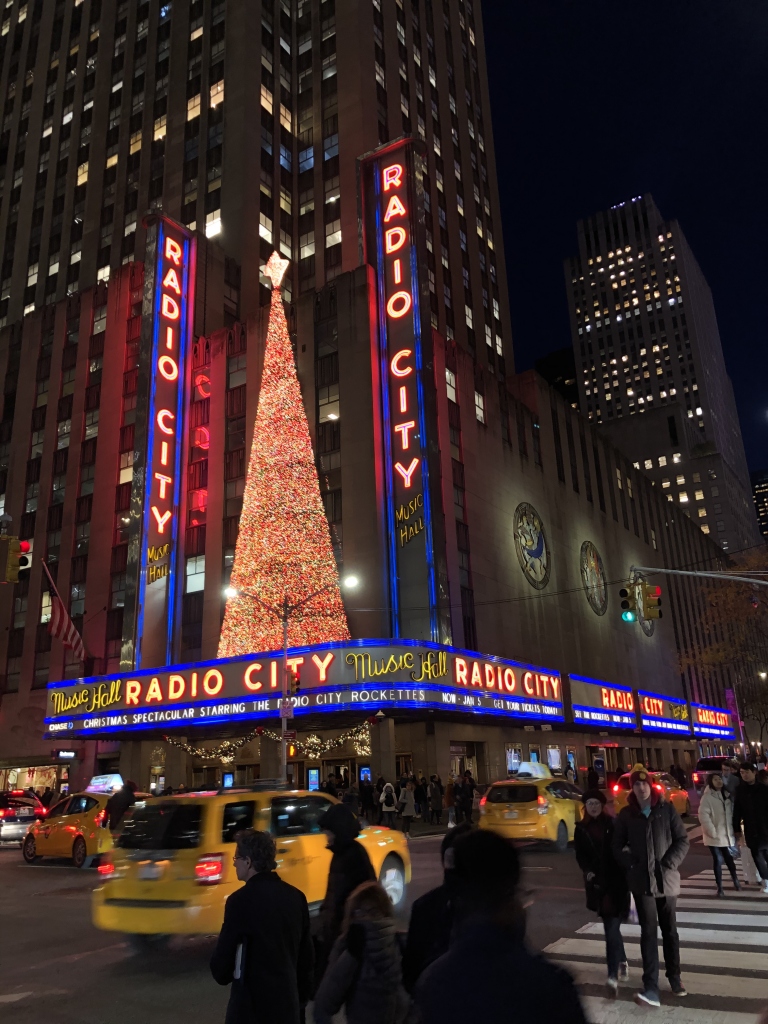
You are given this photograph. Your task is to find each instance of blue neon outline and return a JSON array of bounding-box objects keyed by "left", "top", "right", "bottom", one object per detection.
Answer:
[
  {"left": 373, "top": 169, "right": 399, "bottom": 636},
  {"left": 689, "top": 702, "right": 736, "bottom": 739},
  {"left": 638, "top": 689, "right": 687, "bottom": 705}
]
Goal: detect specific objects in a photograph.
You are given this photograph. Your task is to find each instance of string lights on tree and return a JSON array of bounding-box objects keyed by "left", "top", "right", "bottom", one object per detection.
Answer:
[
  {"left": 164, "top": 720, "right": 372, "bottom": 764},
  {"left": 218, "top": 250, "right": 350, "bottom": 657}
]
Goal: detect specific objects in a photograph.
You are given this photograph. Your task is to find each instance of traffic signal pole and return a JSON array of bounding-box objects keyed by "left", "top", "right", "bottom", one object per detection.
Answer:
[{"left": 630, "top": 566, "right": 768, "bottom": 587}]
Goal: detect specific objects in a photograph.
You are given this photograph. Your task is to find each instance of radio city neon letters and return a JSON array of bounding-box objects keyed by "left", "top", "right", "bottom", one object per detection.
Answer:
[{"left": 601, "top": 687, "right": 634, "bottom": 712}]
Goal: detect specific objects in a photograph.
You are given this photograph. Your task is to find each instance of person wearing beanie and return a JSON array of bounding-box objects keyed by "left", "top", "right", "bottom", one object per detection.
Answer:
[
  {"left": 612, "top": 764, "right": 689, "bottom": 1008},
  {"left": 413, "top": 829, "right": 587, "bottom": 1024},
  {"left": 574, "top": 788, "right": 630, "bottom": 994}
]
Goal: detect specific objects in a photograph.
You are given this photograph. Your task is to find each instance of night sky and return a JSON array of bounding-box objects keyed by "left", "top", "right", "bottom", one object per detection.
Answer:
[{"left": 482, "top": 1, "right": 768, "bottom": 473}]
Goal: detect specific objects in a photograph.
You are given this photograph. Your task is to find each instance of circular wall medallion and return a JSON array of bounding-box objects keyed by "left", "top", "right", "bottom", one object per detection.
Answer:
[
  {"left": 580, "top": 541, "right": 608, "bottom": 616},
  {"left": 513, "top": 502, "right": 551, "bottom": 590}
]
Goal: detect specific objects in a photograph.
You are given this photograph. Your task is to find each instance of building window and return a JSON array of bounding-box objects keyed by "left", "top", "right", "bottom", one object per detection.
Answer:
[
  {"left": 678, "top": 491, "right": 688, "bottom": 503},
  {"left": 474, "top": 391, "right": 485, "bottom": 424},
  {"left": 446, "top": 369, "right": 457, "bottom": 403},
  {"left": 185, "top": 555, "right": 206, "bottom": 594},
  {"left": 70, "top": 584, "right": 86, "bottom": 617},
  {"left": 111, "top": 573, "right": 126, "bottom": 609}
]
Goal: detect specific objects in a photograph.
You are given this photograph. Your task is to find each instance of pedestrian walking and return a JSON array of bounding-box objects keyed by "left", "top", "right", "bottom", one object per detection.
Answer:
[
  {"left": 733, "top": 762, "right": 768, "bottom": 894},
  {"left": 413, "top": 829, "right": 587, "bottom": 1024},
  {"left": 40, "top": 786, "right": 54, "bottom": 808},
  {"left": 413, "top": 776, "right": 427, "bottom": 819},
  {"left": 721, "top": 761, "right": 741, "bottom": 797},
  {"left": 313, "top": 881, "right": 409, "bottom": 1024},
  {"left": 574, "top": 789, "right": 630, "bottom": 993},
  {"left": 380, "top": 782, "right": 398, "bottom": 828},
  {"left": 342, "top": 784, "right": 360, "bottom": 814},
  {"left": 318, "top": 804, "right": 376, "bottom": 958},
  {"left": 566, "top": 764, "right": 576, "bottom": 785},
  {"left": 398, "top": 780, "right": 416, "bottom": 836},
  {"left": 459, "top": 772, "right": 475, "bottom": 825},
  {"left": 444, "top": 776, "right": 456, "bottom": 828},
  {"left": 698, "top": 773, "right": 740, "bottom": 895},
  {"left": 210, "top": 829, "right": 313, "bottom": 1024},
  {"left": 359, "top": 780, "right": 375, "bottom": 826},
  {"left": 428, "top": 776, "right": 443, "bottom": 825},
  {"left": 587, "top": 765, "right": 600, "bottom": 790},
  {"left": 402, "top": 822, "right": 473, "bottom": 991},
  {"left": 612, "top": 764, "right": 690, "bottom": 1007},
  {"left": 375, "top": 776, "right": 386, "bottom": 824},
  {"left": 105, "top": 779, "right": 137, "bottom": 830}
]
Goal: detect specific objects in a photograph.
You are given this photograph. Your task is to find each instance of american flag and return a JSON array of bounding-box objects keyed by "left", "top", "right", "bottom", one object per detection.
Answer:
[{"left": 42, "top": 561, "right": 87, "bottom": 663}]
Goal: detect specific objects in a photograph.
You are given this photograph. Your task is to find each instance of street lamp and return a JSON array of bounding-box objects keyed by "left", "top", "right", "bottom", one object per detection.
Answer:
[
  {"left": 759, "top": 672, "right": 767, "bottom": 681},
  {"left": 223, "top": 575, "right": 359, "bottom": 782}
]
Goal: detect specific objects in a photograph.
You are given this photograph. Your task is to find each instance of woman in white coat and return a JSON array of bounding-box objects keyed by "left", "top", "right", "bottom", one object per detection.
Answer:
[{"left": 698, "top": 773, "right": 740, "bottom": 896}]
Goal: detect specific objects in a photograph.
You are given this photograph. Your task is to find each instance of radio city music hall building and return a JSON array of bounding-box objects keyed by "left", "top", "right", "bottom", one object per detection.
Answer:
[{"left": 0, "top": 0, "right": 739, "bottom": 791}]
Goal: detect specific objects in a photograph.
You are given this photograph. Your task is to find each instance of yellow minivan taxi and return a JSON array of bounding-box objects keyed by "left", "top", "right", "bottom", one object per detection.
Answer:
[
  {"left": 612, "top": 770, "right": 691, "bottom": 817},
  {"left": 479, "top": 764, "right": 582, "bottom": 851},
  {"left": 93, "top": 787, "right": 411, "bottom": 944},
  {"left": 22, "top": 792, "right": 113, "bottom": 868}
]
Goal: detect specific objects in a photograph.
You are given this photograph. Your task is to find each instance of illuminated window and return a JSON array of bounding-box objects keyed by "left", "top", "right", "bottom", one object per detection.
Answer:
[
  {"left": 185, "top": 555, "right": 206, "bottom": 594},
  {"left": 616, "top": 468, "right": 623, "bottom": 491},
  {"left": 658, "top": 455, "right": 667, "bottom": 467},
  {"left": 698, "top": 508, "right": 707, "bottom": 518},
  {"left": 77, "top": 162, "right": 88, "bottom": 185},
  {"left": 694, "top": 489, "right": 704, "bottom": 501},
  {"left": 644, "top": 459, "right": 653, "bottom": 470},
  {"left": 70, "top": 584, "right": 86, "bottom": 617},
  {"left": 661, "top": 479, "right": 670, "bottom": 488},
  {"left": 678, "top": 491, "right": 688, "bottom": 503},
  {"left": 676, "top": 475, "right": 685, "bottom": 485},
  {"left": 701, "top": 524, "right": 710, "bottom": 534},
  {"left": 40, "top": 592, "right": 52, "bottom": 624},
  {"left": 672, "top": 452, "right": 681, "bottom": 463},
  {"left": 210, "top": 81, "right": 224, "bottom": 107},
  {"left": 187, "top": 95, "right": 201, "bottom": 120},
  {"left": 474, "top": 391, "right": 485, "bottom": 424},
  {"left": 446, "top": 368, "right": 457, "bottom": 403}
]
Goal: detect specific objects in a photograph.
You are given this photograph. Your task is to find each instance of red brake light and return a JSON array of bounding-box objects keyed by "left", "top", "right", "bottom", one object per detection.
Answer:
[
  {"left": 0, "top": 809, "right": 8, "bottom": 817},
  {"left": 654, "top": 784, "right": 663, "bottom": 792},
  {"left": 479, "top": 794, "right": 487, "bottom": 807},
  {"left": 195, "top": 855, "right": 224, "bottom": 884},
  {"left": 11, "top": 790, "right": 24, "bottom": 796},
  {"left": 537, "top": 794, "right": 548, "bottom": 806},
  {"left": 97, "top": 861, "right": 115, "bottom": 876},
  {"left": 94, "top": 808, "right": 107, "bottom": 826},
  {"left": 613, "top": 784, "right": 619, "bottom": 793}
]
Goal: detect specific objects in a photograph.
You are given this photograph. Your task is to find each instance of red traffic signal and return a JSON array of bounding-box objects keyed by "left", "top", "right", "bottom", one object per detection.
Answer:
[{"left": 19, "top": 541, "right": 30, "bottom": 554}]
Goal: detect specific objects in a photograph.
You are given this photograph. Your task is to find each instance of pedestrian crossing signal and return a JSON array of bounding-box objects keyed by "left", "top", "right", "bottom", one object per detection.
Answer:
[
  {"left": 642, "top": 583, "right": 662, "bottom": 620},
  {"left": 619, "top": 587, "right": 637, "bottom": 622}
]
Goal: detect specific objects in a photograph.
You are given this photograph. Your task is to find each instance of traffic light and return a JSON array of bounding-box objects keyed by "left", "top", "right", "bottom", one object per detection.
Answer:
[
  {"left": 619, "top": 587, "right": 637, "bottom": 623},
  {"left": 1, "top": 537, "right": 31, "bottom": 584},
  {"left": 289, "top": 666, "right": 301, "bottom": 697},
  {"left": 642, "top": 583, "right": 663, "bottom": 620}
]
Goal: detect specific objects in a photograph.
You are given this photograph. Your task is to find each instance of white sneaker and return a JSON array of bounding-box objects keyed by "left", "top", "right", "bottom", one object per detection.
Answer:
[
  {"left": 447, "top": 821, "right": 456, "bottom": 828},
  {"left": 606, "top": 977, "right": 618, "bottom": 995},
  {"left": 762, "top": 880, "right": 768, "bottom": 894}
]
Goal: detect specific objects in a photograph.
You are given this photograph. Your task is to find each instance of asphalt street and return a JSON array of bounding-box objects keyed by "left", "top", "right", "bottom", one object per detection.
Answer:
[{"left": 0, "top": 820, "right": 766, "bottom": 1024}]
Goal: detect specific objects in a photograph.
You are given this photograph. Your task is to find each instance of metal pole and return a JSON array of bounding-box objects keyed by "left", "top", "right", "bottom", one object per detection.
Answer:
[
  {"left": 630, "top": 566, "right": 768, "bottom": 587},
  {"left": 281, "top": 600, "right": 288, "bottom": 785}
]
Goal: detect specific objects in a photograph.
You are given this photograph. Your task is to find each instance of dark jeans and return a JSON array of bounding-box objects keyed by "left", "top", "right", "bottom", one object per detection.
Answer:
[
  {"left": 709, "top": 845, "right": 738, "bottom": 888},
  {"left": 602, "top": 915, "right": 626, "bottom": 979},
  {"left": 430, "top": 808, "right": 442, "bottom": 824},
  {"left": 748, "top": 843, "right": 768, "bottom": 882},
  {"left": 634, "top": 895, "right": 680, "bottom": 993}
]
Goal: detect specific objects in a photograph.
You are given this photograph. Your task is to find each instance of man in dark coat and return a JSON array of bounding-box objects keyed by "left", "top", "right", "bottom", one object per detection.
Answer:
[
  {"left": 210, "top": 829, "right": 313, "bottom": 1024},
  {"left": 733, "top": 762, "right": 768, "bottom": 893},
  {"left": 105, "top": 780, "right": 137, "bottom": 830},
  {"left": 402, "top": 822, "right": 472, "bottom": 992},
  {"left": 414, "top": 830, "right": 587, "bottom": 1024},
  {"left": 612, "top": 765, "right": 690, "bottom": 1007},
  {"left": 317, "top": 803, "right": 375, "bottom": 967}
]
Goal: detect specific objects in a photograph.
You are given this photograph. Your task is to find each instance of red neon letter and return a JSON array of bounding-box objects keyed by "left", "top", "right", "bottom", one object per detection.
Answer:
[
  {"left": 203, "top": 669, "right": 224, "bottom": 696},
  {"left": 126, "top": 680, "right": 141, "bottom": 705},
  {"left": 394, "top": 457, "right": 419, "bottom": 487},
  {"left": 162, "top": 267, "right": 182, "bottom": 294},
  {"left": 195, "top": 372, "right": 211, "bottom": 398},
  {"left": 161, "top": 294, "right": 180, "bottom": 320},
  {"left": 151, "top": 506, "right": 172, "bottom": 533},
  {"left": 146, "top": 677, "right": 162, "bottom": 703},
  {"left": 165, "top": 326, "right": 175, "bottom": 351},
  {"left": 384, "top": 194, "right": 407, "bottom": 222},
  {"left": 390, "top": 349, "right": 413, "bottom": 377},
  {"left": 243, "top": 663, "right": 263, "bottom": 691},
  {"left": 455, "top": 658, "right": 468, "bottom": 686},
  {"left": 286, "top": 656, "right": 305, "bottom": 675},
  {"left": 387, "top": 291, "right": 412, "bottom": 318},
  {"left": 393, "top": 258, "right": 403, "bottom": 285},
  {"left": 523, "top": 671, "right": 535, "bottom": 696},
  {"left": 168, "top": 674, "right": 185, "bottom": 700},
  {"left": 311, "top": 652, "right": 335, "bottom": 682},
  {"left": 165, "top": 237, "right": 183, "bottom": 265},
  {"left": 394, "top": 421, "right": 416, "bottom": 449},
  {"left": 382, "top": 163, "right": 403, "bottom": 191},
  {"left": 503, "top": 668, "right": 516, "bottom": 692},
  {"left": 154, "top": 473, "right": 172, "bottom": 499},
  {"left": 385, "top": 227, "right": 406, "bottom": 254},
  {"left": 399, "top": 386, "right": 408, "bottom": 413},
  {"left": 160, "top": 441, "right": 170, "bottom": 466},
  {"left": 484, "top": 664, "right": 496, "bottom": 689},
  {"left": 193, "top": 426, "right": 210, "bottom": 450},
  {"left": 157, "top": 355, "right": 178, "bottom": 381},
  {"left": 157, "top": 409, "right": 175, "bottom": 434}
]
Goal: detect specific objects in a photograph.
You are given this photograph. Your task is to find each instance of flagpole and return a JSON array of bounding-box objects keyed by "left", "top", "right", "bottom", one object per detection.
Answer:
[
  {"left": 41, "top": 559, "right": 64, "bottom": 603},
  {"left": 41, "top": 559, "right": 89, "bottom": 661}
]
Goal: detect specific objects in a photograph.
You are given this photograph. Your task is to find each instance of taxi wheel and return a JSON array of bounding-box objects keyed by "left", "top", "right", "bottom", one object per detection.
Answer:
[
  {"left": 554, "top": 821, "right": 569, "bottom": 853},
  {"left": 72, "top": 836, "right": 89, "bottom": 869},
  {"left": 22, "top": 834, "right": 41, "bottom": 864},
  {"left": 379, "top": 855, "right": 406, "bottom": 910}
]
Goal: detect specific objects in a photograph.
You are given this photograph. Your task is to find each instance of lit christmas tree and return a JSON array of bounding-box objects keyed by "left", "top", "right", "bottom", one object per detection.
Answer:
[{"left": 218, "top": 251, "right": 351, "bottom": 656}]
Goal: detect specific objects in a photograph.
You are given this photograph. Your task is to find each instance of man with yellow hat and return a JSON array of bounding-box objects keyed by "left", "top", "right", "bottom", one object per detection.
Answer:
[{"left": 612, "top": 764, "right": 690, "bottom": 1008}]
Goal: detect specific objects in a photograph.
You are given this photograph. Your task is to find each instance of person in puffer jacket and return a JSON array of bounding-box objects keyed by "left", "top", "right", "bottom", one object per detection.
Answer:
[
  {"left": 698, "top": 773, "right": 740, "bottom": 896},
  {"left": 313, "top": 880, "right": 409, "bottom": 1024}
]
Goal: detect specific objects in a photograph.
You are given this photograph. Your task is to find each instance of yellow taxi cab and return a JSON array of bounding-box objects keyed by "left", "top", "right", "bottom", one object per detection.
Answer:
[
  {"left": 22, "top": 791, "right": 113, "bottom": 868},
  {"left": 478, "top": 763, "right": 582, "bottom": 852},
  {"left": 612, "top": 769, "right": 691, "bottom": 817},
  {"left": 93, "top": 785, "right": 411, "bottom": 945}
]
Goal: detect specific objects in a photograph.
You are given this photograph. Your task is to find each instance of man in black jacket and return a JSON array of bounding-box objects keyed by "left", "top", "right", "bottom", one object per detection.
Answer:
[
  {"left": 613, "top": 765, "right": 690, "bottom": 1008},
  {"left": 105, "top": 780, "right": 137, "bottom": 830},
  {"left": 210, "top": 829, "right": 313, "bottom": 1024},
  {"left": 733, "top": 763, "right": 768, "bottom": 893}
]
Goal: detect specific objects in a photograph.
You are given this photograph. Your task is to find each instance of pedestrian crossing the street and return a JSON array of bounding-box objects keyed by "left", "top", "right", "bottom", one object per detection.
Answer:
[{"left": 543, "top": 847, "right": 768, "bottom": 1022}]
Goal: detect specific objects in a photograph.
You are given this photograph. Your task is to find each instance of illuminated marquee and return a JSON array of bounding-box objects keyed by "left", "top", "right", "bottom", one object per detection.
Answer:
[
  {"left": 568, "top": 674, "right": 638, "bottom": 730},
  {"left": 362, "top": 141, "right": 442, "bottom": 641},
  {"left": 690, "top": 703, "right": 735, "bottom": 740},
  {"left": 44, "top": 640, "right": 565, "bottom": 736},
  {"left": 638, "top": 689, "right": 691, "bottom": 735}
]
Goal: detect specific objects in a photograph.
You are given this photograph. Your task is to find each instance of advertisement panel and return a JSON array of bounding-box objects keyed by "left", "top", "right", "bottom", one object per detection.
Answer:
[
  {"left": 569, "top": 674, "right": 638, "bottom": 730},
  {"left": 690, "top": 703, "right": 735, "bottom": 741},
  {"left": 45, "top": 641, "right": 565, "bottom": 737},
  {"left": 637, "top": 690, "right": 691, "bottom": 735}
]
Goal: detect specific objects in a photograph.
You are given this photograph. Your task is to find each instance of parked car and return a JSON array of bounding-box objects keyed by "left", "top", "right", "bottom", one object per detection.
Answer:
[
  {"left": 0, "top": 791, "right": 46, "bottom": 846},
  {"left": 691, "top": 755, "right": 734, "bottom": 793}
]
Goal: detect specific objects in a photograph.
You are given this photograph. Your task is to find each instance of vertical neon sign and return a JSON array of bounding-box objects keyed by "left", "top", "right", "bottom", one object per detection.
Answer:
[
  {"left": 361, "top": 141, "right": 441, "bottom": 642},
  {"left": 122, "top": 218, "right": 195, "bottom": 670}
]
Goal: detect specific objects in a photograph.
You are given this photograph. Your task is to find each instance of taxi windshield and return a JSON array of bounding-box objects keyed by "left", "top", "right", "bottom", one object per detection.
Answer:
[{"left": 117, "top": 803, "right": 202, "bottom": 850}]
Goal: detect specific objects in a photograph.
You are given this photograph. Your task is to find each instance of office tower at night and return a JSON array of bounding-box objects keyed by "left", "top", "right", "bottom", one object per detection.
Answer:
[
  {"left": 752, "top": 471, "right": 768, "bottom": 539},
  {"left": 565, "top": 194, "right": 760, "bottom": 554}
]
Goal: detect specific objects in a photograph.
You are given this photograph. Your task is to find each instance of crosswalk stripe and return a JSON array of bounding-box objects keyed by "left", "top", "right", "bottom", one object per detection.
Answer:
[
  {"left": 677, "top": 888, "right": 766, "bottom": 899},
  {"left": 577, "top": 921, "right": 765, "bottom": 946},
  {"left": 551, "top": 958, "right": 768, "bottom": 1001},
  {"left": 676, "top": 910, "right": 768, "bottom": 927},
  {"left": 544, "top": 936, "right": 768, "bottom": 973},
  {"left": 580, "top": 995, "right": 760, "bottom": 1024},
  {"left": 678, "top": 896, "right": 768, "bottom": 911}
]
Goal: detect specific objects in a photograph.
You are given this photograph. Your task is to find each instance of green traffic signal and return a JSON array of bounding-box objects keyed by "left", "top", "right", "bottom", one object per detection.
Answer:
[{"left": 622, "top": 610, "right": 637, "bottom": 622}]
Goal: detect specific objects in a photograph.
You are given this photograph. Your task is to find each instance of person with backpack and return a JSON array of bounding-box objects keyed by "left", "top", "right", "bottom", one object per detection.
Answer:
[{"left": 380, "top": 782, "right": 397, "bottom": 828}]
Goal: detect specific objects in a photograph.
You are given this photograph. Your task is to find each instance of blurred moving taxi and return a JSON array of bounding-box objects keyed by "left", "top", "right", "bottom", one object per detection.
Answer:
[
  {"left": 93, "top": 786, "right": 411, "bottom": 944},
  {"left": 612, "top": 769, "right": 690, "bottom": 816},
  {"left": 22, "top": 792, "right": 113, "bottom": 867},
  {"left": 478, "top": 763, "right": 582, "bottom": 851},
  {"left": 0, "top": 791, "right": 46, "bottom": 846}
]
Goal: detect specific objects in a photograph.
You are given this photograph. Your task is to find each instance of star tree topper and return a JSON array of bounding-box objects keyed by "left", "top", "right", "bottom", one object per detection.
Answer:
[{"left": 264, "top": 250, "right": 290, "bottom": 290}]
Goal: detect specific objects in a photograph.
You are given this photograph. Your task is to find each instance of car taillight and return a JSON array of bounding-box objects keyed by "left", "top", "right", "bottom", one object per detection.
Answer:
[
  {"left": 654, "top": 784, "right": 663, "bottom": 792},
  {"left": 94, "top": 808, "right": 107, "bottom": 826},
  {"left": 692, "top": 773, "right": 700, "bottom": 781},
  {"left": 479, "top": 794, "right": 487, "bottom": 806},
  {"left": 0, "top": 808, "right": 8, "bottom": 817},
  {"left": 97, "top": 861, "right": 115, "bottom": 876},
  {"left": 11, "top": 790, "right": 24, "bottom": 796},
  {"left": 195, "top": 855, "right": 224, "bottom": 884},
  {"left": 613, "top": 784, "right": 619, "bottom": 793},
  {"left": 537, "top": 794, "right": 549, "bottom": 815}
]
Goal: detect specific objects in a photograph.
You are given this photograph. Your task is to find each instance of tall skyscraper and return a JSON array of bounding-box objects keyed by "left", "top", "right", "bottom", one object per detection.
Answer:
[
  {"left": 565, "top": 194, "right": 760, "bottom": 555},
  {"left": 752, "top": 471, "right": 768, "bottom": 539}
]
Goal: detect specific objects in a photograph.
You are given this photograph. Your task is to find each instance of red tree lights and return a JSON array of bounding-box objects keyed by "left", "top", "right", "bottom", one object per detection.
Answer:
[{"left": 218, "top": 252, "right": 351, "bottom": 656}]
